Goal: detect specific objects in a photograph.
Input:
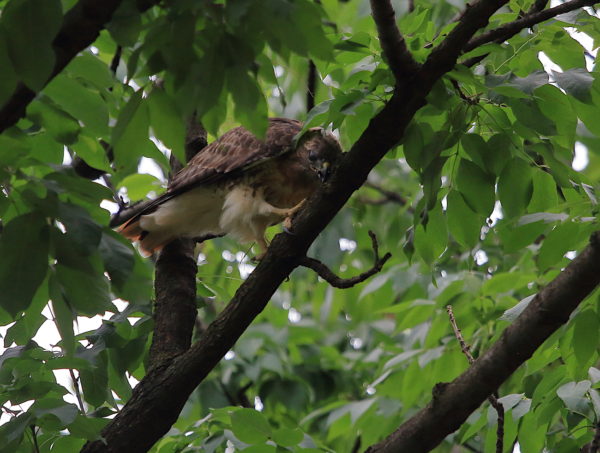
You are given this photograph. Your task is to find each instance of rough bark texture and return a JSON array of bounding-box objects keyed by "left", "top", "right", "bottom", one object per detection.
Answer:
[{"left": 148, "top": 117, "right": 207, "bottom": 367}]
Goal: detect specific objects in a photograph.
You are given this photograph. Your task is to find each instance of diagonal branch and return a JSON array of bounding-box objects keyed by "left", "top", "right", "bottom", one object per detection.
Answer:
[
  {"left": 464, "top": 0, "right": 599, "bottom": 53},
  {"left": 365, "top": 232, "right": 600, "bottom": 452},
  {"left": 300, "top": 231, "right": 391, "bottom": 288},
  {"left": 369, "top": 0, "right": 421, "bottom": 84}
]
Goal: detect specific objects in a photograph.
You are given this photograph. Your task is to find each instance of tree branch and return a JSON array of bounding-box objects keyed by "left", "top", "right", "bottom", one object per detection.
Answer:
[
  {"left": 0, "top": 0, "right": 159, "bottom": 134},
  {"left": 148, "top": 117, "right": 207, "bottom": 367},
  {"left": 369, "top": 0, "right": 421, "bottom": 84},
  {"left": 419, "top": 0, "right": 508, "bottom": 83},
  {"left": 358, "top": 181, "right": 410, "bottom": 206},
  {"left": 464, "top": 0, "right": 599, "bottom": 54},
  {"left": 300, "top": 231, "right": 391, "bottom": 288},
  {"left": 365, "top": 232, "right": 600, "bottom": 452}
]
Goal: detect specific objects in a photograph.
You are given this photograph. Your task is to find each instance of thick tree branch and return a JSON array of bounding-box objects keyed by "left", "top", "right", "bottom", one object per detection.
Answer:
[
  {"left": 300, "top": 231, "right": 391, "bottom": 288},
  {"left": 365, "top": 232, "right": 600, "bottom": 452},
  {"left": 369, "top": 0, "right": 421, "bottom": 84},
  {"left": 148, "top": 118, "right": 207, "bottom": 367},
  {"left": 0, "top": 0, "right": 159, "bottom": 134},
  {"left": 464, "top": 0, "right": 599, "bottom": 53}
]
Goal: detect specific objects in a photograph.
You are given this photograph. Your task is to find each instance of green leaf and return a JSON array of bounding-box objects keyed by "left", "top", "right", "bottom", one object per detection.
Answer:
[
  {"left": 455, "top": 159, "right": 496, "bottom": 216},
  {"left": 556, "top": 380, "right": 591, "bottom": 415},
  {"left": 66, "top": 52, "right": 114, "bottom": 90},
  {"left": 572, "top": 310, "right": 599, "bottom": 368},
  {"left": 147, "top": 89, "right": 186, "bottom": 164},
  {"left": 112, "top": 91, "right": 149, "bottom": 172},
  {"left": 28, "top": 99, "right": 81, "bottom": 145},
  {"left": 44, "top": 74, "right": 109, "bottom": 135},
  {"left": 106, "top": 0, "right": 142, "bottom": 47},
  {"left": 446, "top": 190, "right": 482, "bottom": 249},
  {"left": 482, "top": 272, "right": 536, "bottom": 296},
  {"left": 485, "top": 134, "right": 513, "bottom": 175},
  {"left": 49, "top": 274, "right": 75, "bottom": 356},
  {"left": 67, "top": 414, "right": 108, "bottom": 441},
  {"left": 57, "top": 202, "right": 103, "bottom": 255},
  {"left": 228, "top": 70, "right": 268, "bottom": 139},
  {"left": 78, "top": 351, "right": 109, "bottom": 407},
  {"left": 537, "top": 221, "right": 581, "bottom": 272},
  {"left": 70, "top": 133, "right": 112, "bottom": 173},
  {"left": 460, "top": 134, "right": 488, "bottom": 170},
  {"left": 0, "top": 212, "right": 49, "bottom": 317},
  {"left": 507, "top": 98, "right": 556, "bottom": 136},
  {"left": 31, "top": 398, "right": 78, "bottom": 429},
  {"left": 500, "top": 295, "right": 535, "bottom": 322},
  {"left": 55, "top": 264, "right": 112, "bottom": 317},
  {"left": 2, "top": 0, "right": 63, "bottom": 90},
  {"left": 497, "top": 157, "right": 533, "bottom": 218},
  {"left": 230, "top": 408, "right": 272, "bottom": 444},
  {"left": 0, "top": 412, "right": 34, "bottom": 448},
  {"left": 117, "top": 173, "right": 163, "bottom": 201},
  {"left": 272, "top": 427, "right": 304, "bottom": 447},
  {"left": 98, "top": 231, "right": 135, "bottom": 292},
  {"left": 528, "top": 170, "right": 559, "bottom": 212},
  {"left": 414, "top": 205, "right": 447, "bottom": 265}
]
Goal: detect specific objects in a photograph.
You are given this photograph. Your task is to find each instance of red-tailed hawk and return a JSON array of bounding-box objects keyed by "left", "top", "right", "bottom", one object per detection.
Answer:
[{"left": 117, "top": 118, "right": 342, "bottom": 256}]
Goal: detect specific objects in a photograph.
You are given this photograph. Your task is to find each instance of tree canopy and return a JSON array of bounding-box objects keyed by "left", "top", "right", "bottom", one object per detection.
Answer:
[{"left": 1, "top": 0, "right": 600, "bottom": 452}]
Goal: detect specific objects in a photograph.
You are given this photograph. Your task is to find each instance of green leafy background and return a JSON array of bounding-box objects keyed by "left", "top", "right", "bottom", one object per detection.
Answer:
[{"left": 0, "top": 0, "right": 600, "bottom": 452}]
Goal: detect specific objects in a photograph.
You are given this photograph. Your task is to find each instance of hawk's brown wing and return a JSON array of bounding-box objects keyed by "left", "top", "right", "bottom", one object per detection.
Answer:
[{"left": 119, "top": 118, "right": 302, "bottom": 228}]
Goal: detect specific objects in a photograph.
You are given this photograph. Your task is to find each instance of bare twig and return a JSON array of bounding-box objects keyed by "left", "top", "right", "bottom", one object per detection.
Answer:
[
  {"left": 110, "top": 45, "right": 123, "bottom": 75},
  {"left": 446, "top": 305, "right": 475, "bottom": 364},
  {"left": 351, "top": 435, "right": 362, "bottom": 453},
  {"left": 69, "top": 369, "right": 86, "bottom": 415},
  {"left": 583, "top": 425, "right": 600, "bottom": 453},
  {"left": 1, "top": 405, "right": 20, "bottom": 416},
  {"left": 447, "top": 305, "right": 504, "bottom": 453},
  {"left": 408, "top": 0, "right": 415, "bottom": 13},
  {"left": 300, "top": 231, "right": 391, "bottom": 288},
  {"left": 30, "top": 426, "right": 40, "bottom": 453},
  {"left": 307, "top": 60, "right": 317, "bottom": 112},
  {"left": 370, "top": 0, "right": 421, "bottom": 84},
  {"left": 358, "top": 181, "right": 409, "bottom": 206}
]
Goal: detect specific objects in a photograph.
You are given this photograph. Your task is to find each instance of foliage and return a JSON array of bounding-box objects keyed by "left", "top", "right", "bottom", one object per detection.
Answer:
[{"left": 0, "top": 0, "right": 600, "bottom": 452}]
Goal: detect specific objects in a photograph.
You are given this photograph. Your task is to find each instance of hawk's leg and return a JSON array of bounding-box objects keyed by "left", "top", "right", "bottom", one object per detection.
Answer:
[
  {"left": 253, "top": 199, "right": 306, "bottom": 261},
  {"left": 267, "top": 199, "right": 306, "bottom": 232}
]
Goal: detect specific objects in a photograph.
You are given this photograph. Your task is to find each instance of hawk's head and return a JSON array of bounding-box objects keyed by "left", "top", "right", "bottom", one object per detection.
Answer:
[{"left": 297, "top": 128, "right": 342, "bottom": 182}]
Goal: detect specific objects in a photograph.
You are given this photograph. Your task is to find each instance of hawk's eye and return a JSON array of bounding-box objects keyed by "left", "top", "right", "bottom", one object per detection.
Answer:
[{"left": 308, "top": 151, "right": 318, "bottom": 162}]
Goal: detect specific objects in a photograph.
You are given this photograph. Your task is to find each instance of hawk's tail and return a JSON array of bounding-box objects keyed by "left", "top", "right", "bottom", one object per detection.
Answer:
[{"left": 117, "top": 219, "right": 172, "bottom": 257}]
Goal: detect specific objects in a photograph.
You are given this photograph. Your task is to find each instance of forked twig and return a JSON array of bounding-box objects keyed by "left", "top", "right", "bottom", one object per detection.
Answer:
[
  {"left": 447, "top": 305, "right": 504, "bottom": 453},
  {"left": 300, "top": 231, "right": 391, "bottom": 288}
]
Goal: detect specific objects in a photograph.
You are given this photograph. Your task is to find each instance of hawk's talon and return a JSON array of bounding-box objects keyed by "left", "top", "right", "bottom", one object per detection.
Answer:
[{"left": 282, "top": 217, "right": 296, "bottom": 235}]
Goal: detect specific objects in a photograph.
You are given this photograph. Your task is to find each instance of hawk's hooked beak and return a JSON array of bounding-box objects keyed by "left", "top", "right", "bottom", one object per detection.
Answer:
[{"left": 317, "top": 161, "right": 331, "bottom": 182}]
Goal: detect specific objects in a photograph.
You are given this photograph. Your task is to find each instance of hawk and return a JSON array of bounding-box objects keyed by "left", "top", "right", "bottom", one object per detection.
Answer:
[{"left": 117, "top": 118, "right": 342, "bottom": 256}]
